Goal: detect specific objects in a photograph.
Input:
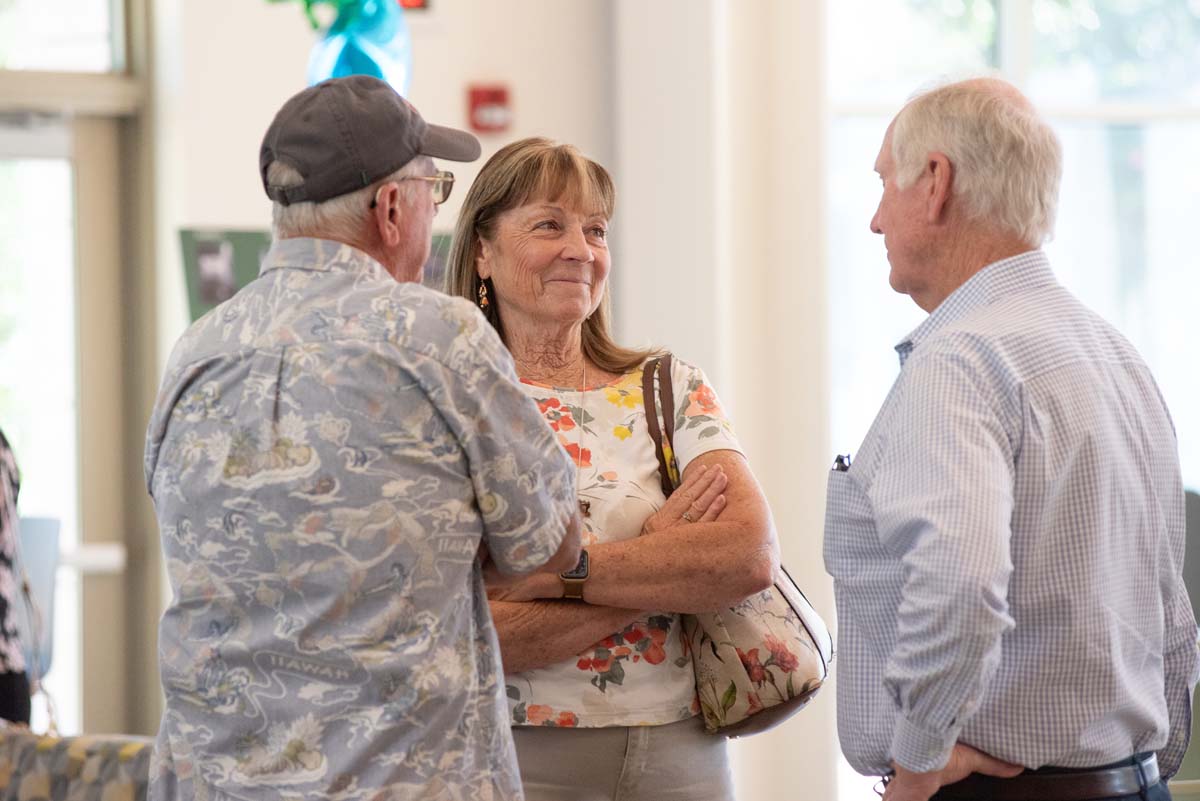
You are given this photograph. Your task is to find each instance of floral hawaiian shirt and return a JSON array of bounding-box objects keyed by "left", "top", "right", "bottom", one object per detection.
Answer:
[
  {"left": 506, "top": 358, "right": 741, "bottom": 729},
  {"left": 144, "top": 238, "right": 577, "bottom": 801}
]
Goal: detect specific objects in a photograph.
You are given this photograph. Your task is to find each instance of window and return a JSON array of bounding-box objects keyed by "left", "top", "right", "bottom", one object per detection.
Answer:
[
  {"left": 0, "top": 118, "right": 82, "bottom": 734},
  {"left": 0, "top": 0, "right": 122, "bottom": 73},
  {"left": 827, "top": 1, "right": 1200, "bottom": 796}
]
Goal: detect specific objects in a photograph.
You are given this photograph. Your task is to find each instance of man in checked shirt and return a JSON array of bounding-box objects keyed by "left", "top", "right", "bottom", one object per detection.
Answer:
[{"left": 825, "top": 77, "right": 1200, "bottom": 801}]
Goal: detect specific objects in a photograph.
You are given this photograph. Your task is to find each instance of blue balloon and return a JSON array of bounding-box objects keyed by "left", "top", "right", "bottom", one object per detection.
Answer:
[{"left": 306, "top": 0, "right": 412, "bottom": 96}]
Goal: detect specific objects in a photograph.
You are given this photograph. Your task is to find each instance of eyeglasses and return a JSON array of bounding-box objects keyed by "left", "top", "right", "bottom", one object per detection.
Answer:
[{"left": 370, "top": 170, "right": 455, "bottom": 209}]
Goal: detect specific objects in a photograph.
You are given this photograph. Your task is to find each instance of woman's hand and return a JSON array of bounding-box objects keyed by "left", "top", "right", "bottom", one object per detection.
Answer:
[
  {"left": 639, "top": 464, "right": 728, "bottom": 536},
  {"left": 484, "top": 467, "right": 729, "bottom": 602}
]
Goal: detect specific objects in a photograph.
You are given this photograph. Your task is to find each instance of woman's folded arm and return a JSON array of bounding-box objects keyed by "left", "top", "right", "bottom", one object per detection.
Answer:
[{"left": 488, "top": 599, "right": 643, "bottom": 674}]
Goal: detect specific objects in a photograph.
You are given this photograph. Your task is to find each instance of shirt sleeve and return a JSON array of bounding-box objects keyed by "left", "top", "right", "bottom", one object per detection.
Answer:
[
  {"left": 869, "top": 347, "right": 1017, "bottom": 774},
  {"left": 667, "top": 358, "right": 743, "bottom": 472},
  {"left": 425, "top": 304, "right": 577, "bottom": 576}
]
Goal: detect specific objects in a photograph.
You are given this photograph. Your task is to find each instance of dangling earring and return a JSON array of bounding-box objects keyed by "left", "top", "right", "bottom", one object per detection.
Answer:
[{"left": 477, "top": 280, "right": 490, "bottom": 310}]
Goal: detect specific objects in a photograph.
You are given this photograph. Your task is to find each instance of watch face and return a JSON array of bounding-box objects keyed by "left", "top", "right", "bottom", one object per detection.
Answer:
[{"left": 560, "top": 549, "right": 589, "bottom": 580}]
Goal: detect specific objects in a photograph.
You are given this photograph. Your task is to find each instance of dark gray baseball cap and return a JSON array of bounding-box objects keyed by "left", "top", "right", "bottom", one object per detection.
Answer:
[{"left": 260, "top": 75, "right": 481, "bottom": 206}]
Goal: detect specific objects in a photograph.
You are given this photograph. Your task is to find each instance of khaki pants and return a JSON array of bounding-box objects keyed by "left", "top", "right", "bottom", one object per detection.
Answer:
[{"left": 512, "top": 716, "right": 735, "bottom": 801}]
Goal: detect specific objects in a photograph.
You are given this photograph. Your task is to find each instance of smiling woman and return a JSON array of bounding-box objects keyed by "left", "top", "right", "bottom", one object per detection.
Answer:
[
  {"left": 445, "top": 138, "right": 636, "bottom": 370},
  {"left": 443, "top": 138, "right": 781, "bottom": 801},
  {"left": 475, "top": 200, "right": 612, "bottom": 350}
]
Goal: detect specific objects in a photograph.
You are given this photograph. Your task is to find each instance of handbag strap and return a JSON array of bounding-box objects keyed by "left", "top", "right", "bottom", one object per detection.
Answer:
[
  {"left": 657, "top": 355, "right": 676, "bottom": 446},
  {"left": 641, "top": 354, "right": 678, "bottom": 498}
]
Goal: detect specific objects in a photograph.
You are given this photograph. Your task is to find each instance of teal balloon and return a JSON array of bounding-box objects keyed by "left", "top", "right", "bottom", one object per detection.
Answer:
[{"left": 306, "top": 0, "right": 412, "bottom": 96}]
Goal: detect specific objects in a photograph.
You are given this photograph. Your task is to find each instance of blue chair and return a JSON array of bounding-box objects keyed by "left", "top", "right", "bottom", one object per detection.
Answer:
[{"left": 13, "top": 517, "right": 59, "bottom": 683}]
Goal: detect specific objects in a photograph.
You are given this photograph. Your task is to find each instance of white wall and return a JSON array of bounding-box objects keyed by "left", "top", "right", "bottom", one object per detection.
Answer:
[
  {"left": 614, "top": 1, "right": 836, "bottom": 799},
  {"left": 151, "top": 0, "right": 615, "bottom": 354}
]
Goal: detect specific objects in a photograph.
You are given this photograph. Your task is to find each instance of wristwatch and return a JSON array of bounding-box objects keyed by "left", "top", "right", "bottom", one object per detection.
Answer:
[{"left": 559, "top": 549, "right": 589, "bottom": 600}]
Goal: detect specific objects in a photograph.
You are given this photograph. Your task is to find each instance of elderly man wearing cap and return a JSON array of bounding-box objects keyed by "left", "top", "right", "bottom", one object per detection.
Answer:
[{"left": 144, "top": 76, "right": 582, "bottom": 801}]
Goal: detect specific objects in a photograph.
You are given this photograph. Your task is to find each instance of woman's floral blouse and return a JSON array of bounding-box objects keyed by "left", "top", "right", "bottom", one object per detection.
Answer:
[{"left": 508, "top": 357, "right": 741, "bottom": 728}]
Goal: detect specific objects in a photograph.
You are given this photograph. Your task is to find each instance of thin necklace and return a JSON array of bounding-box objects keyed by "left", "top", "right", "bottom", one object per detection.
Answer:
[{"left": 577, "top": 360, "right": 590, "bottom": 518}]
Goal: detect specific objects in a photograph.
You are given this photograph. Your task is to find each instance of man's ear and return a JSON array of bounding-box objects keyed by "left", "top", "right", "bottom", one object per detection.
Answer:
[
  {"left": 925, "top": 151, "right": 954, "bottom": 225},
  {"left": 373, "top": 182, "right": 403, "bottom": 247}
]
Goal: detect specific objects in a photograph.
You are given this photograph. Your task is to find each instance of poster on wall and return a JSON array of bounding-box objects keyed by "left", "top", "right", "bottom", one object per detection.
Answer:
[
  {"left": 180, "top": 229, "right": 456, "bottom": 323},
  {"left": 180, "top": 229, "right": 271, "bottom": 323}
]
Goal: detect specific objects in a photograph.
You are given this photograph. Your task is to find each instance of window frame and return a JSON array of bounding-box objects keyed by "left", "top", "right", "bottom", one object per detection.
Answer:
[{"left": 0, "top": 0, "right": 157, "bottom": 736}]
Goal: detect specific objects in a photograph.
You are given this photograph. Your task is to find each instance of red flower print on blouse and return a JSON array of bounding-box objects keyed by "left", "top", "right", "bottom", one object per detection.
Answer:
[
  {"left": 574, "top": 616, "right": 675, "bottom": 693},
  {"left": 577, "top": 650, "right": 616, "bottom": 673},
  {"left": 523, "top": 703, "right": 578, "bottom": 727},
  {"left": 737, "top": 647, "right": 768, "bottom": 686},
  {"left": 642, "top": 641, "right": 667, "bottom": 665},
  {"left": 536, "top": 397, "right": 579, "bottom": 433},
  {"left": 563, "top": 441, "right": 592, "bottom": 468},
  {"left": 764, "top": 634, "right": 800, "bottom": 673},
  {"left": 526, "top": 704, "right": 554, "bottom": 725},
  {"left": 685, "top": 383, "right": 721, "bottom": 418},
  {"left": 642, "top": 623, "right": 670, "bottom": 665}
]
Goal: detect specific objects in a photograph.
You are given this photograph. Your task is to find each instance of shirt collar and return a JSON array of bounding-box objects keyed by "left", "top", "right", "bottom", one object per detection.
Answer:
[
  {"left": 258, "top": 237, "right": 389, "bottom": 279},
  {"left": 894, "top": 250, "right": 1057, "bottom": 367}
]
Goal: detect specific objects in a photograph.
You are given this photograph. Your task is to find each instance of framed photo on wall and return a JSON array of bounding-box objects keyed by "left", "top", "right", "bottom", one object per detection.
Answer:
[{"left": 181, "top": 229, "right": 457, "bottom": 322}]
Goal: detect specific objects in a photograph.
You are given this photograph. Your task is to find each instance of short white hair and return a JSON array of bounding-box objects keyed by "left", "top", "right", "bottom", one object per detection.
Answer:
[
  {"left": 892, "top": 79, "right": 1062, "bottom": 245},
  {"left": 268, "top": 156, "right": 433, "bottom": 241}
]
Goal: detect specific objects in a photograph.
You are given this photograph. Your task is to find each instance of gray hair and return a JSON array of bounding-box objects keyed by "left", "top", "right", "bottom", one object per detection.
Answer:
[
  {"left": 268, "top": 156, "right": 432, "bottom": 241},
  {"left": 892, "top": 79, "right": 1062, "bottom": 245}
]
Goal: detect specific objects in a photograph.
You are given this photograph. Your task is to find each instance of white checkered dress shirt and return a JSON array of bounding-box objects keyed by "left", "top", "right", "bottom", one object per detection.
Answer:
[{"left": 824, "top": 250, "right": 1200, "bottom": 778}]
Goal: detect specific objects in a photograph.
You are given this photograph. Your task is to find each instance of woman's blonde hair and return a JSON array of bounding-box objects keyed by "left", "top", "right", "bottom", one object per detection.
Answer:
[{"left": 446, "top": 137, "right": 663, "bottom": 373}]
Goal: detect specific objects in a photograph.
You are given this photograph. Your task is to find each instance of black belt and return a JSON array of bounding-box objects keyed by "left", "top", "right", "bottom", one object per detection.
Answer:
[{"left": 934, "top": 754, "right": 1160, "bottom": 801}]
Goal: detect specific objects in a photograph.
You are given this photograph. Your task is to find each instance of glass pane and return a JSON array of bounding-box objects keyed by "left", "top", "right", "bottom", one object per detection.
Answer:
[
  {"left": 0, "top": 154, "right": 82, "bottom": 735},
  {"left": 828, "top": 0, "right": 998, "bottom": 106},
  {"left": 0, "top": 0, "right": 117, "bottom": 72},
  {"left": 828, "top": 116, "right": 926, "bottom": 457},
  {"left": 1045, "top": 119, "right": 1200, "bottom": 488},
  {"left": 1030, "top": 0, "right": 1200, "bottom": 104}
]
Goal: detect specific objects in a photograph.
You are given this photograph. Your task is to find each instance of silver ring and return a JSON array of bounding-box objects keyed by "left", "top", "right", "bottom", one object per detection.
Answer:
[{"left": 681, "top": 511, "right": 695, "bottom": 523}]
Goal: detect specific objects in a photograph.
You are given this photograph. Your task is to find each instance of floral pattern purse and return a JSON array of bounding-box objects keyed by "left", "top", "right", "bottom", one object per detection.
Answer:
[{"left": 642, "top": 355, "right": 835, "bottom": 737}]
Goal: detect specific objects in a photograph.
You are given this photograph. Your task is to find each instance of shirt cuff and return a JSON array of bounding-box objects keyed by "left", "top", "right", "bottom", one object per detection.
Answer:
[{"left": 891, "top": 714, "right": 957, "bottom": 774}]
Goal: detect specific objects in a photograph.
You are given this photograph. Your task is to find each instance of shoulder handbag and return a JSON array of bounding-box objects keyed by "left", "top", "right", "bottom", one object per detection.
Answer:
[{"left": 641, "top": 354, "right": 834, "bottom": 737}]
